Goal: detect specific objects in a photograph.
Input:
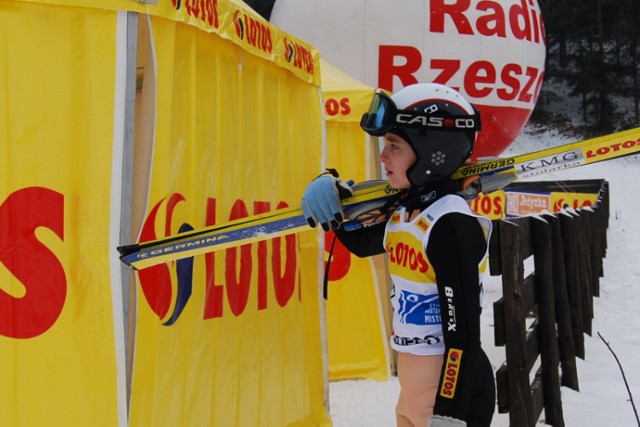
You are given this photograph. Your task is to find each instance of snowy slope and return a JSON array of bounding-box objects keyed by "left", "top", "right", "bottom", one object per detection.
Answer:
[{"left": 329, "top": 125, "right": 640, "bottom": 427}]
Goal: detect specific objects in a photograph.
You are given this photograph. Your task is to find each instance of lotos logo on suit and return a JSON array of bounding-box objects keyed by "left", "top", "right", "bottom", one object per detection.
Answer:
[{"left": 440, "top": 348, "right": 463, "bottom": 399}]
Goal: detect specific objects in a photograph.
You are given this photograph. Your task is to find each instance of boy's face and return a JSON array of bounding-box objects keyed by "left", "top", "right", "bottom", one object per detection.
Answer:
[{"left": 379, "top": 133, "right": 417, "bottom": 189}]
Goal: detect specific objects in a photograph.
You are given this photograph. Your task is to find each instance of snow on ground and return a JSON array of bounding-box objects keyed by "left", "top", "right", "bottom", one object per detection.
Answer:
[{"left": 329, "top": 125, "right": 640, "bottom": 426}]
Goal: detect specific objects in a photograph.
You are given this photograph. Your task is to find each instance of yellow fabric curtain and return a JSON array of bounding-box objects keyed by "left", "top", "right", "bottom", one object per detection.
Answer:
[
  {"left": 0, "top": 2, "right": 123, "bottom": 425},
  {"left": 128, "top": 15, "right": 329, "bottom": 427},
  {"left": 322, "top": 60, "right": 390, "bottom": 381}
]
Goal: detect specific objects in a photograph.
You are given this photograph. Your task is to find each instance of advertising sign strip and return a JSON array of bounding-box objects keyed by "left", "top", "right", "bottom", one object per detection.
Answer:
[
  {"left": 550, "top": 192, "right": 598, "bottom": 212},
  {"left": 153, "top": 0, "right": 321, "bottom": 85},
  {"left": 505, "top": 190, "right": 551, "bottom": 217},
  {"left": 33, "top": 0, "right": 321, "bottom": 85}
]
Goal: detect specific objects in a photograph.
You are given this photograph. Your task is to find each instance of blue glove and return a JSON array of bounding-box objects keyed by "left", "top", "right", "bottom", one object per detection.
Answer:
[
  {"left": 301, "top": 174, "right": 353, "bottom": 231},
  {"left": 428, "top": 415, "right": 466, "bottom": 427}
]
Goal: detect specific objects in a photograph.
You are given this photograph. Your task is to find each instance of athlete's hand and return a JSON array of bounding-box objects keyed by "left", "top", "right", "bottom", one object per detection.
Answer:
[
  {"left": 301, "top": 174, "right": 353, "bottom": 231},
  {"left": 428, "top": 415, "right": 466, "bottom": 427}
]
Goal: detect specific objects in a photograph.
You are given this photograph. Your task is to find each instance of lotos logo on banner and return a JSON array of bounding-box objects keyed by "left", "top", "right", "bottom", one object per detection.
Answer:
[
  {"left": 551, "top": 192, "right": 596, "bottom": 212},
  {"left": 324, "top": 97, "right": 352, "bottom": 118},
  {"left": 470, "top": 191, "right": 504, "bottom": 219},
  {"left": 233, "top": 10, "right": 273, "bottom": 53},
  {"left": 283, "top": 37, "right": 315, "bottom": 75},
  {"left": 324, "top": 231, "right": 352, "bottom": 281},
  {"left": 0, "top": 187, "right": 66, "bottom": 339},
  {"left": 172, "top": 0, "right": 219, "bottom": 29},
  {"left": 270, "top": 0, "right": 547, "bottom": 158},
  {"left": 137, "top": 194, "right": 300, "bottom": 325},
  {"left": 137, "top": 194, "right": 194, "bottom": 326}
]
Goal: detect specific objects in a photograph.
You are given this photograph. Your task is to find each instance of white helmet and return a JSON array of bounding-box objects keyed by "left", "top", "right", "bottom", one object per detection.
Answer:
[{"left": 361, "top": 83, "right": 480, "bottom": 186}]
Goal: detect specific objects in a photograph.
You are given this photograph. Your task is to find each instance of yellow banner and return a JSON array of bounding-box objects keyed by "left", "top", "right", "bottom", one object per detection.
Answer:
[
  {"left": 322, "top": 59, "right": 374, "bottom": 124},
  {"left": 470, "top": 189, "right": 599, "bottom": 218},
  {"left": 0, "top": 2, "right": 122, "bottom": 426},
  {"left": 469, "top": 191, "right": 506, "bottom": 220},
  {"left": 18, "top": 0, "right": 321, "bottom": 86},
  {"left": 323, "top": 63, "right": 389, "bottom": 381},
  {"left": 551, "top": 192, "right": 598, "bottom": 212},
  {"left": 128, "top": 16, "right": 329, "bottom": 426}
]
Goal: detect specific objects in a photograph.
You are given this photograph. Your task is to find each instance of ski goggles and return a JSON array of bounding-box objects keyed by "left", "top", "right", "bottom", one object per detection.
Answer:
[{"left": 360, "top": 88, "right": 481, "bottom": 136}]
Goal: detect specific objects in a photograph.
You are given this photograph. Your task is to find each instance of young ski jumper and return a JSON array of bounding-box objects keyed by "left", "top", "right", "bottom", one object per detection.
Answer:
[{"left": 301, "top": 83, "right": 495, "bottom": 427}]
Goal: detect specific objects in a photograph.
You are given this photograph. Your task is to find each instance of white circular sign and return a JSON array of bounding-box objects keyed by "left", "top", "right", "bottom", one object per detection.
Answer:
[{"left": 271, "top": 0, "right": 547, "bottom": 158}]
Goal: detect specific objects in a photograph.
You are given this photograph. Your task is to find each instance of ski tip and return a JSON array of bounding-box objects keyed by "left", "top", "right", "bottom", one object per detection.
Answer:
[{"left": 117, "top": 243, "right": 140, "bottom": 257}]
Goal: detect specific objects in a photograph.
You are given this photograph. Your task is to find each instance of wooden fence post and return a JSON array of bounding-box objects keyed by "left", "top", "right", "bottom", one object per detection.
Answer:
[
  {"left": 532, "top": 217, "right": 564, "bottom": 426},
  {"left": 559, "top": 212, "right": 586, "bottom": 359},
  {"left": 544, "top": 214, "right": 580, "bottom": 392},
  {"left": 576, "top": 211, "right": 594, "bottom": 335},
  {"left": 586, "top": 207, "right": 602, "bottom": 297},
  {"left": 498, "top": 219, "right": 535, "bottom": 426}
]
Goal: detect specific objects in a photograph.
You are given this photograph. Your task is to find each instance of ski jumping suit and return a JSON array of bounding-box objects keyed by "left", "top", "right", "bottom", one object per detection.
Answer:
[{"left": 334, "top": 179, "right": 496, "bottom": 426}]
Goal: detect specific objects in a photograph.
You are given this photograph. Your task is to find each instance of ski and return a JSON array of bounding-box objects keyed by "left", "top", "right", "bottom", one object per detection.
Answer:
[
  {"left": 118, "top": 181, "right": 402, "bottom": 270},
  {"left": 453, "top": 126, "right": 640, "bottom": 192},
  {"left": 118, "top": 126, "right": 640, "bottom": 270}
]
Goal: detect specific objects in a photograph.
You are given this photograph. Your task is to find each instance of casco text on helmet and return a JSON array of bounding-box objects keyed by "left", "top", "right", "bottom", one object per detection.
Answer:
[{"left": 389, "top": 83, "right": 479, "bottom": 187}]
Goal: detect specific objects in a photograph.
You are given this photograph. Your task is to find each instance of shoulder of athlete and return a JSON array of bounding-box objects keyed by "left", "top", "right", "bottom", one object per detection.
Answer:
[{"left": 427, "top": 212, "right": 487, "bottom": 261}]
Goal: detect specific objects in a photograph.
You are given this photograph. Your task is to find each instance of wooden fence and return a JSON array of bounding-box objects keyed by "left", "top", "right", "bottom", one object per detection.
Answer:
[{"left": 489, "top": 179, "right": 610, "bottom": 426}]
